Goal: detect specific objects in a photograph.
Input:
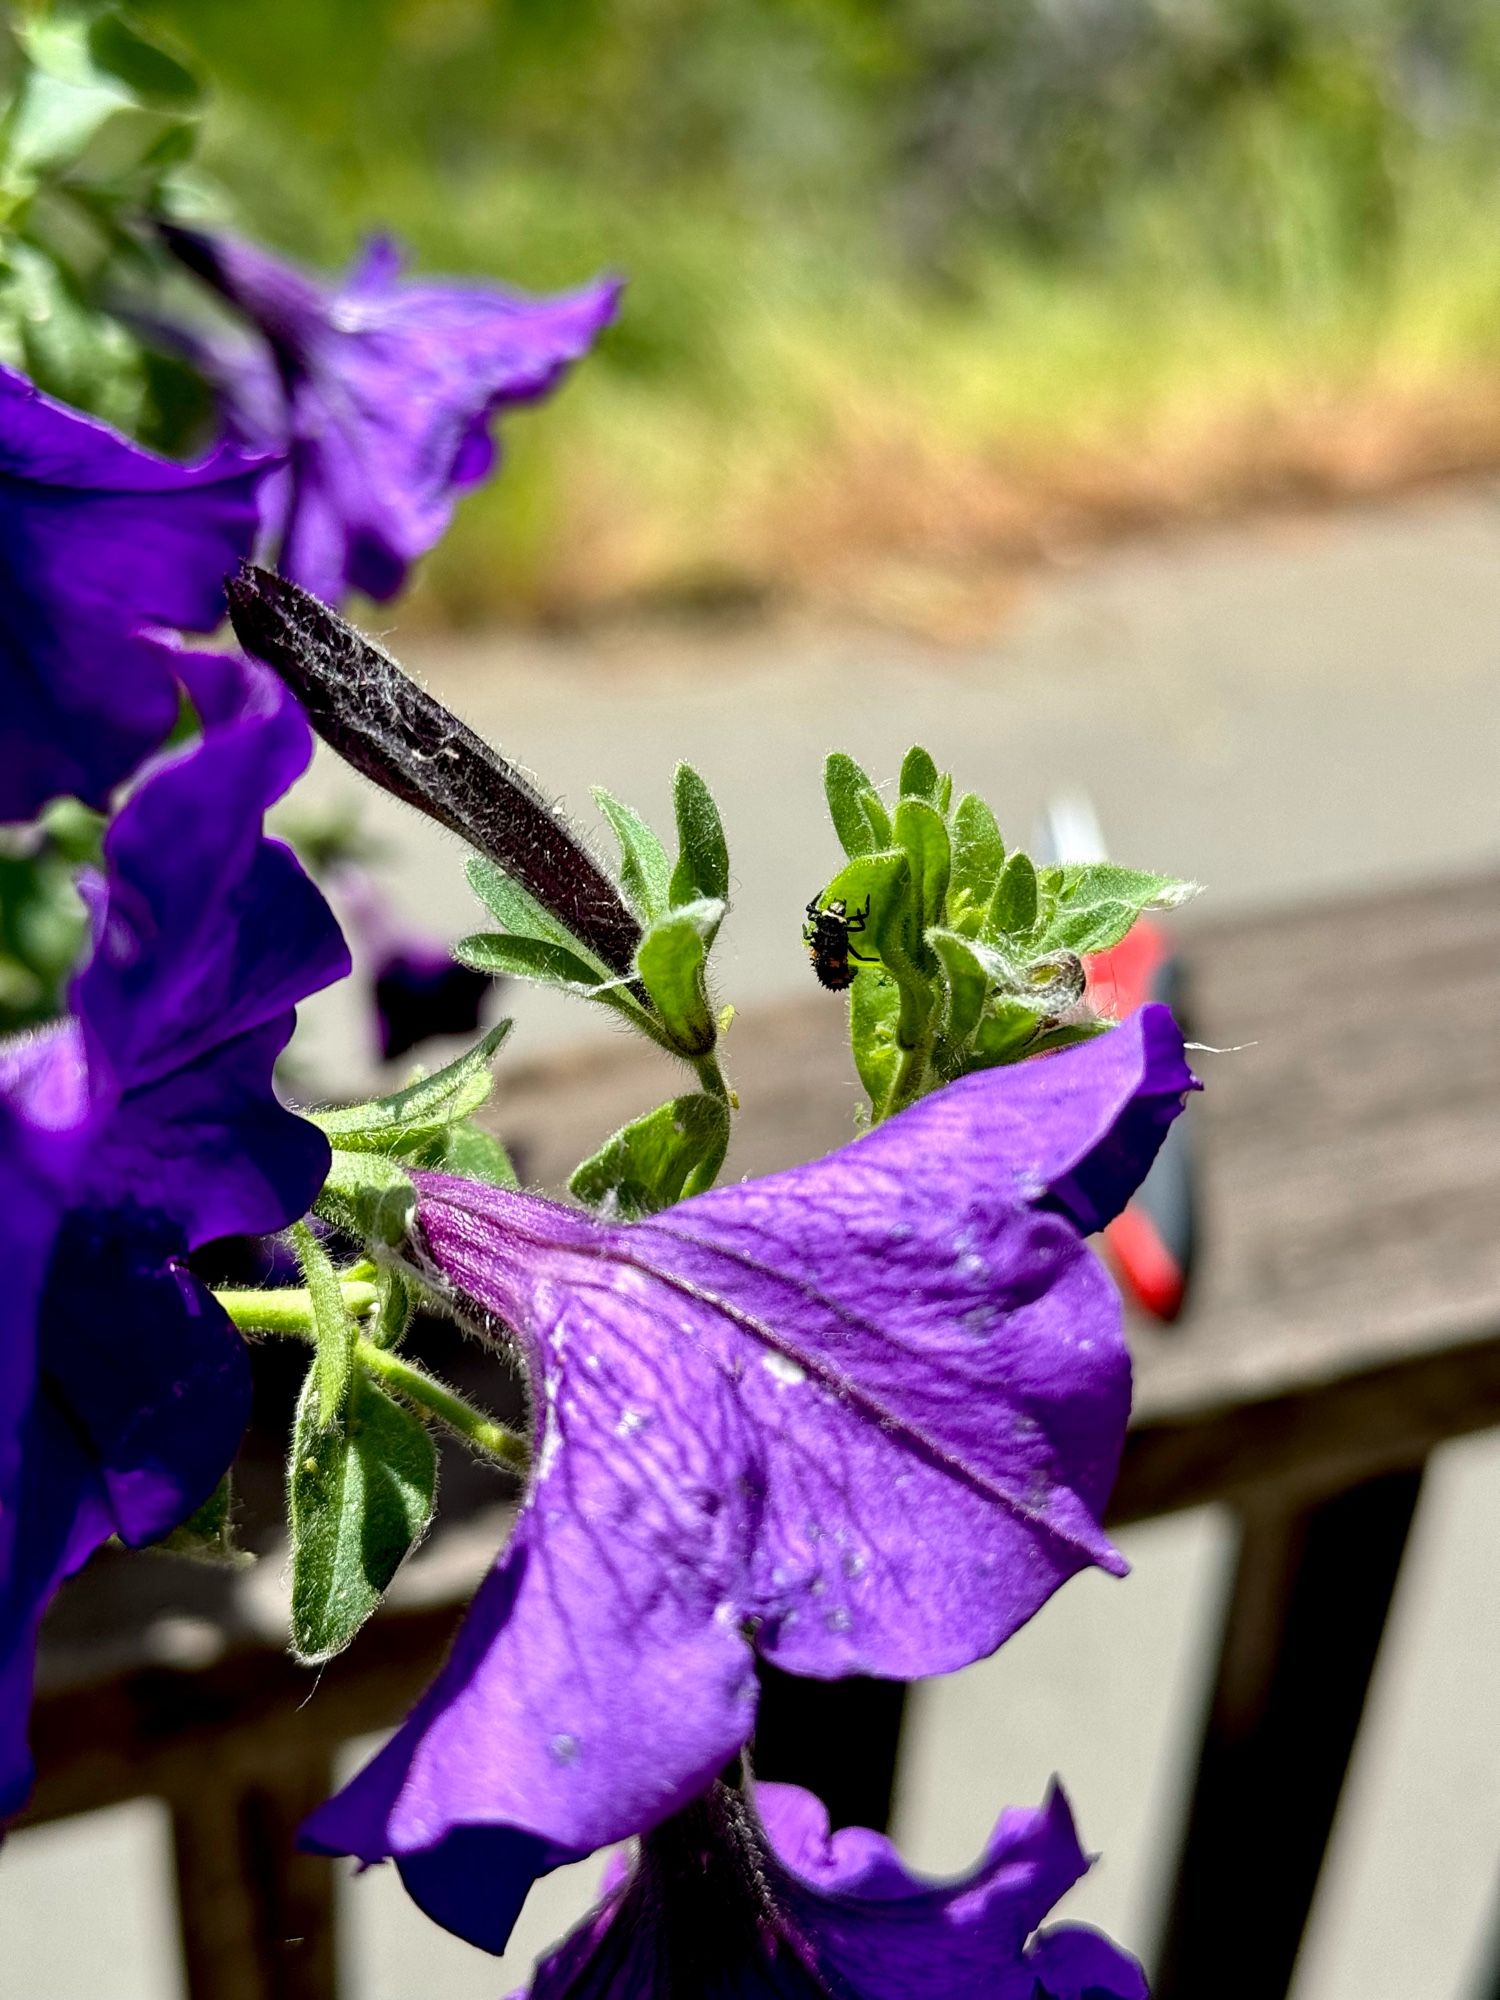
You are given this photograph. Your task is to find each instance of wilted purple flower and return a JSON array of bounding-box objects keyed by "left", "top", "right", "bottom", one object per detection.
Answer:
[
  {"left": 519, "top": 1777, "right": 1146, "bottom": 1999},
  {"left": 0, "top": 650, "right": 349, "bottom": 1813},
  {"left": 329, "top": 861, "right": 495, "bottom": 1063},
  {"left": 0, "top": 365, "right": 272, "bottom": 823},
  {"left": 162, "top": 225, "right": 621, "bottom": 604},
  {"left": 304, "top": 1006, "right": 1195, "bottom": 1950}
]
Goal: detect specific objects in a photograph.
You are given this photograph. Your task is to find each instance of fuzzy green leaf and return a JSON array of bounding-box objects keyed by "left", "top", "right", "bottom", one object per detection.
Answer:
[
  {"left": 823, "top": 751, "right": 880, "bottom": 859},
  {"left": 898, "top": 745, "right": 942, "bottom": 803},
  {"left": 893, "top": 797, "right": 951, "bottom": 951},
  {"left": 569, "top": 1093, "right": 730, "bottom": 1219},
  {"left": 369, "top": 1269, "right": 414, "bottom": 1352},
  {"left": 153, "top": 1475, "right": 247, "bottom": 1566},
  {"left": 1039, "top": 863, "right": 1198, "bottom": 956},
  {"left": 593, "top": 787, "right": 672, "bottom": 921},
  {"left": 436, "top": 1121, "right": 520, "bottom": 1187},
  {"left": 288, "top": 1368, "right": 436, "bottom": 1663},
  {"left": 969, "top": 997, "right": 1046, "bottom": 1067},
  {"left": 457, "top": 931, "right": 605, "bottom": 990},
  {"left": 849, "top": 968, "right": 902, "bottom": 1111},
  {"left": 986, "top": 850, "right": 1039, "bottom": 942},
  {"left": 928, "top": 928, "right": 989, "bottom": 1050},
  {"left": 316, "top": 1150, "right": 416, "bottom": 1250},
  {"left": 857, "top": 787, "right": 893, "bottom": 846},
  {"left": 669, "top": 764, "right": 730, "bottom": 907},
  {"left": 637, "top": 899, "right": 724, "bottom": 1056},
  {"left": 948, "top": 794, "right": 1006, "bottom": 933},
  {"left": 313, "top": 1021, "right": 511, "bottom": 1156},
  {"left": 466, "top": 856, "right": 596, "bottom": 955}
]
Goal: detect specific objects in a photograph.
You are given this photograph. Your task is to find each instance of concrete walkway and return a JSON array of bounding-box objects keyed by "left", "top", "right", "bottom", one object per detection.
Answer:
[{"left": 7, "top": 485, "right": 1500, "bottom": 1996}]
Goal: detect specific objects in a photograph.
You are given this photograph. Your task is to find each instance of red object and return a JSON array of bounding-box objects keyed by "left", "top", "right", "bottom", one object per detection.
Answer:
[{"left": 1085, "top": 917, "right": 1197, "bottom": 1323}]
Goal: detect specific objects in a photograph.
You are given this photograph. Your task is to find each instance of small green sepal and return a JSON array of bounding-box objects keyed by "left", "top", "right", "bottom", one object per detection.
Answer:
[
  {"left": 636, "top": 898, "right": 725, "bottom": 1057},
  {"left": 569, "top": 1093, "right": 731, "bottom": 1218},
  {"left": 313, "top": 1021, "right": 512, "bottom": 1158}
]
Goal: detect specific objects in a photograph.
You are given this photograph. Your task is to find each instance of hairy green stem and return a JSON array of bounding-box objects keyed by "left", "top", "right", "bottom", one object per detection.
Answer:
[
  {"left": 212, "top": 1281, "right": 379, "bottom": 1334},
  {"left": 213, "top": 1284, "right": 528, "bottom": 1471},
  {"left": 359, "top": 1347, "right": 528, "bottom": 1469},
  {"left": 693, "top": 1050, "right": 733, "bottom": 1105}
]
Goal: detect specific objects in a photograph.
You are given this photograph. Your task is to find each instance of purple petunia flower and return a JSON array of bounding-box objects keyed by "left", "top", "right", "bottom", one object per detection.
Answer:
[
  {"left": 161, "top": 224, "right": 621, "bottom": 605},
  {"left": 518, "top": 1777, "right": 1146, "bottom": 1999},
  {"left": 304, "top": 1005, "right": 1195, "bottom": 1951},
  {"left": 329, "top": 861, "right": 496, "bottom": 1063},
  {"left": 0, "top": 649, "right": 349, "bottom": 1814},
  {"left": 0, "top": 366, "right": 273, "bottom": 823}
]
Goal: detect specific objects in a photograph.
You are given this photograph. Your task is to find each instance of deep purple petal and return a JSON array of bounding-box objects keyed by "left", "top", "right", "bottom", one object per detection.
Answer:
[
  {"left": 39, "top": 1217, "right": 250, "bottom": 1546},
  {"left": 1024, "top": 1925, "right": 1150, "bottom": 2000},
  {"left": 164, "top": 225, "right": 619, "bottom": 603},
  {"left": 0, "top": 1104, "right": 94, "bottom": 1816},
  {"left": 308, "top": 1016, "right": 1190, "bottom": 1947},
  {"left": 70, "top": 649, "right": 348, "bottom": 1239},
  {"left": 301, "top": 1440, "right": 760, "bottom": 1878},
  {"left": 519, "top": 1779, "right": 1145, "bottom": 1999},
  {"left": 0, "top": 1397, "right": 112, "bottom": 1819},
  {"left": 0, "top": 366, "right": 274, "bottom": 819},
  {"left": 764, "top": 1780, "right": 1145, "bottom": 2000}
]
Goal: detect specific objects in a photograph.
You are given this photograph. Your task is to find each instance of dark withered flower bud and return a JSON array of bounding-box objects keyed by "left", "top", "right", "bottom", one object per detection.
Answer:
[{"left": 225, "top": 564, "right": 642, "bottom": 976}]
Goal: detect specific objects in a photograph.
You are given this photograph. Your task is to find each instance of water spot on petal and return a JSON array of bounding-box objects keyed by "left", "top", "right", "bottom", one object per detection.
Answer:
[
  {"left": 615, "top": 1407, "right": 650, "bottom": 1438},
  {"left": 842, "top": 1550, "right": 867, "bottom": 1579},
  {"left": 548, "top": 1733, "right": 579, "bottom": 1765},
  {"left": 762, "top": 1353, "right": 806, "bottom": 1387},
  {"left": 825, "top": 1607, "right": 853, "bottom": 1633}
]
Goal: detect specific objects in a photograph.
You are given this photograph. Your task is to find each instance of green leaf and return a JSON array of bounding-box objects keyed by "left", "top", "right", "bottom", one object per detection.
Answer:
[
  {"left": 849, "top": 968, "right": 902, "bottom": 1111},
  {"left": 569, "top": 1093, "right": 730, "bottom": 1218},
  {"left": 465, "top": 856, "right": 596, "bottom": 955},
  {"left": 457, "top": 931, "right": 605, "bottom": 990},
  {"left": 368, "top": 1269, "right": 414, "bottom": 1351},
  {"left": 313, "top": 1022, "right": 511, "bottom": 1156},
  {"left": 288, "top": 1368, "right": 436, "bottom": 1664},
  {"left": 437, "top": 1121, "right": 520, "bottom": 1188},
  {"left": 986, "top": 851, "right": 1039, "bottom": 941},
  {"left": 86, "top": 14, "right": 202, "bottom": 108},
  {"left": 893, "top": 797, "right": 951, "bottom": 948},
  {"left": 927, "top": 928, "right": 989, "bottom": 1049},
  {"left": 669, "top": 763, "right": 730, "bottom": 907},
  {"left": 152, "top": 1474, "right": 248, "bottom": 1566},
  {"left": 636, "top": 899, "right": 724, "bottom": 1057},
  {"left": 292, "top": 1222, "right": 359, "bottom": 1423},
  {"left": 970, "top": 997, "right": 1045, "bottom": 1067},
  {"left": 593, "top": 786, "right": 672, "bottom": 921},
  {"left": 899, "top": 745, "right": 942, "bottom": 803},
  {"left": 948, "top": 794, "right": 1005, "bottom": 933},
  {"left": 823, "top": 751, "right": 880, "bottom": 859},
  {"left": 1038, "top": 863, "right": 1198, "bottom": 956},
  {"left": 1029, "top": 1018, "right": 1114, "bottom": 1056},
  {"left": 316, "top": 1150, "right": 416, "bottom": 1249},
  {"left": 858, "top": 787, "right": 893, "bottom": 846},
  {"left": 817, "top": 847, "right": 929, "bottom": 1044}
]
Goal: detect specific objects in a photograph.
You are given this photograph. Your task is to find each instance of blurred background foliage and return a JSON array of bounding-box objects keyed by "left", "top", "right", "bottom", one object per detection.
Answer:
[{"left": 57, "top": 0, "right": 1500, "bottom": 618}]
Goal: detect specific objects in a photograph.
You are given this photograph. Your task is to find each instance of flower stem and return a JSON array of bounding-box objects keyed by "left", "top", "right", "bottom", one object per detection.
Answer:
[
  {"left": 880, "top": 1028, "right": 935, "bottom": 1123},
  {"left": 211, "top": 1282, "right": 379, "bottom": 1334},
  {"left": 212, "top": 1282, "right": 528, "bottom": 1471},
  {"left": 359, "top": 1346, "right": 528, "bottom": 1470}
]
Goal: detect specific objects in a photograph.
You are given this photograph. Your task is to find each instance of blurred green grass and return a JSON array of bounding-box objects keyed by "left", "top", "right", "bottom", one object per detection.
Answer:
[{"left": 136, "top": 0, "right": 1500, "bottom": 625}]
